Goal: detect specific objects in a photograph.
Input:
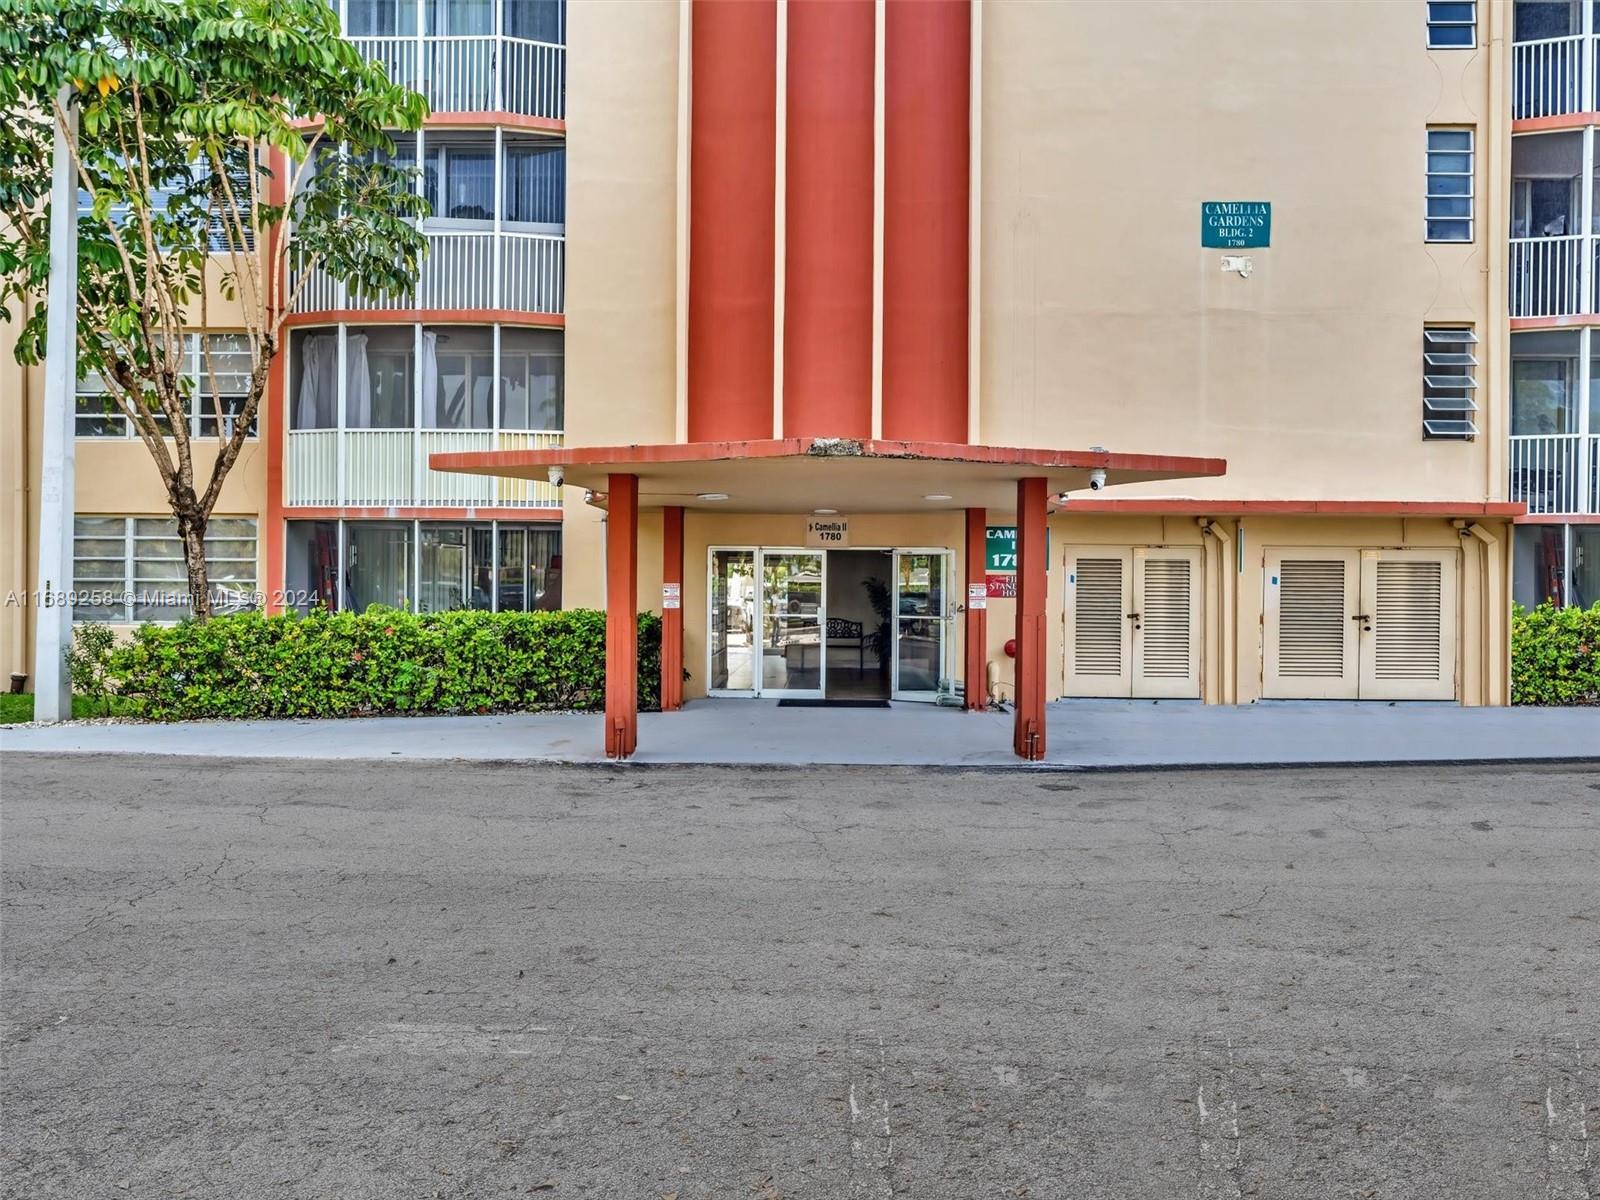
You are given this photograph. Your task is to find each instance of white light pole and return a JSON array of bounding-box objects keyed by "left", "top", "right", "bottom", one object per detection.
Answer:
[{"left": 33, "top": 86, "right": 77, "bottom": 722}]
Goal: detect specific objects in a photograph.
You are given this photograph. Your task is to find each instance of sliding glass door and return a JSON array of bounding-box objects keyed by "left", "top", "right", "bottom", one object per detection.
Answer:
[
  {"left": 707, "top": 548, "right": 826, "bottom": 698},
  {"left": 758, "top": 551, "right": 825, "bottom": 698}
]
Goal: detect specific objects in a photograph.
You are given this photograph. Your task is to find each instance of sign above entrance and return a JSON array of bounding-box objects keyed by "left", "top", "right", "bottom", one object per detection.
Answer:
[
  {"left": 806, "top": 517, "right": 849, "bottom": 548},
  {"left": 1201, "top": 201, "right": 1271, "bottom": 248},
  {"left": 985, "top": 526, "right": 1049, "bottom": 571}
]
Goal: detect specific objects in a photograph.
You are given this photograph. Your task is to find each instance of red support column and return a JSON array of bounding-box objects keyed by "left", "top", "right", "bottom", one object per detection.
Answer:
[
  {"left": 1013, "top": 478, "right": 1048, "bottom": 760},
  {"left": 964, "top": 507, "right": 987, "bottom": 710},
  {"left": 661, "top": 505, "right": 685, "bottom": 712},
  {"left": 605, "top": 474, "right": 640, "bottom": 759}
]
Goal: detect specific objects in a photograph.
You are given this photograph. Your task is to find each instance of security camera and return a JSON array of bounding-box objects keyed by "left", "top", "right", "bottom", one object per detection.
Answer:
[
  {"left": 547, "top": 466, "right": 565, "bottom": 488},
  {"left": 1088, "top": 467, "right": 1108, "bottom": 491}
]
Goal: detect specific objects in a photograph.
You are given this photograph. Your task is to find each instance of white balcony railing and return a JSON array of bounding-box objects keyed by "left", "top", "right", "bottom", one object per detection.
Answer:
[
  {"left": 290, "top": 229, "right": 564, "bottom": 315},
  {"left": 347, "top": 34, "right": 564, "bottom": 120},
  {"left": 1513, "top": 35, "right": 1592, "bottom": 119},
  {"left": 1509, "top": 234, "right": 1589, "bottom": 318},
  {"left": 1508, "top": 433, "right": 1600, "bottom": 515},
  {"left": 285, "top": 429, "right": 563, "bottom": 509}
]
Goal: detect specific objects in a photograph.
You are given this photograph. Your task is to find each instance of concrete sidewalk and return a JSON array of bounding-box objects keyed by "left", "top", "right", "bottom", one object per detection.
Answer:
[{"left": 2, "top": 698, "right": 1597, "bottom": 768}]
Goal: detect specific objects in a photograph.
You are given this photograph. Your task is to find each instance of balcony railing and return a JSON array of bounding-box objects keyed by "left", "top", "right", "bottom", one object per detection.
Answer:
[
  {"left": 1509, "top": 433, "right": 1600, "bottom": 515},
  {"left": 1509, "top": 234, "right": 1597, "bottom": 318},
  {"left": 285, "top": 429, "right": 564, "bottom": 508},
  {"left": 290, "top": 229, "right": 564, "bottom": 315},
  {"left": 1513, "top": 35, "right": 1593, "bottom": 119},
  {"left": 348, "top": 34, "right": 564, "bottom": 120}
]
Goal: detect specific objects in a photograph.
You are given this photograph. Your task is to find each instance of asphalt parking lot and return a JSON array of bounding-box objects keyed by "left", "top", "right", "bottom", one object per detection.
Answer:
[{"left": 1, "top": 755, "right": 1595, "bottom": 1198}]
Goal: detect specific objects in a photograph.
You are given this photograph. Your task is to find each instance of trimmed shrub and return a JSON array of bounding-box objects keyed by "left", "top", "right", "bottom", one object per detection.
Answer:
[
  {"left": 1511, "top": 601, "right": 1600, "bottom": 706},
  {"left": 106, "top": 608, "right": 663, "bottom": 721}
]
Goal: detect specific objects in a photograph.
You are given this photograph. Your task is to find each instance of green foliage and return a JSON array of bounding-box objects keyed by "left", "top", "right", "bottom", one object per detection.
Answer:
[
  {"left": 860, "top": 575, "right": 892, "bottom": 670},
  {"left": 1511, "top": 601, "right": 1600, "bottom": 706},
  {"left": 66, "top": 621, "right": 117, "bottom": 716},
  {"left": 104, "top": 608, "right": 664, "bottom": 721},
  {"left": 0, "top": 0, "right": 431, "bottom": 618}
]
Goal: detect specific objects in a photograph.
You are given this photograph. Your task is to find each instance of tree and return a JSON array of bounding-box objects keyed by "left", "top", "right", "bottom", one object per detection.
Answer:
[{"left": 0, "top": 0, "right": 430, "bottom": 619}]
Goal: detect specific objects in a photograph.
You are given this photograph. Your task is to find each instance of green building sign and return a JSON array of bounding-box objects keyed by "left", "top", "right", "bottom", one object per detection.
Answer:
[
  {"left": 985, "top": 526, "right": 1050, "bottom": 571},
  {"left": 1201, "top": 201, "right": 1271, "bottom": 248}
]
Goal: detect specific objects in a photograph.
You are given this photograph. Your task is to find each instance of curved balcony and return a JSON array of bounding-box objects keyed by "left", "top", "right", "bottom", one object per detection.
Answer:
[{"left": 350, "top": 34, "right": 564, "bottom": 121}]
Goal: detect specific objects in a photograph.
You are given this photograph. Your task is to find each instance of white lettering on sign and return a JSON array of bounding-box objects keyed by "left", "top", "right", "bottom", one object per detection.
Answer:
[
  {"left": 805, "top": 517, "right": 849, "bottom": 547},
  {"left": 967, "top": 583, "right": 987, "bottom": 611},
  {"left": 662, "top": 582, "right": 681, "bottom": 610}
]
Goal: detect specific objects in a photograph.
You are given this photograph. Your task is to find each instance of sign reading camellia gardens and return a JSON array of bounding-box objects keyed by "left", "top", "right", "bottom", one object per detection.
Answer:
[
  {"left": 1201, "top": 201, "right": 1271, "bottom": 249},
  {"left": 984, "top": 526, "right": 1050, "bottom": 597}
]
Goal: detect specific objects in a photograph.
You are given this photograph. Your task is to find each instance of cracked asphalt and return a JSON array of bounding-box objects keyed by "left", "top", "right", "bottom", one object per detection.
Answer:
[{"left": 1, "top": 754, "right": 1596, "bottom": 1199}]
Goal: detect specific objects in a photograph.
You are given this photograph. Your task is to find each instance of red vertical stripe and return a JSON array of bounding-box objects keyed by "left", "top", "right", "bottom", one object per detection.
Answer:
[
  {"left": 783, "top": 0, "right": 875, "bottom": 438},
  {"left": 882, "top": 0, "right": 969, "bottom": 444},
  {"left": 688, "top": 0, "right": 778, "bottom": 442}
]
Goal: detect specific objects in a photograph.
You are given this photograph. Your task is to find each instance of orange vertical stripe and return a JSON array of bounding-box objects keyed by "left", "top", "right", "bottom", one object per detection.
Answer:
[
  {"left": 783, "top": 0, "right": 875, "bottom": 439},
  {"left": 882, "top": 0, "right": 969, "bottom": 444},
  {"left": 964, "top": 506, "right": 987, "bottom": 709},
  {"left": 688, "top": 0, "right": 778, "bottom": 443}
]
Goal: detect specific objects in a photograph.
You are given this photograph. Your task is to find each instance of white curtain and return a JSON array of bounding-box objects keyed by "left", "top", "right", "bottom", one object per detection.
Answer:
[
  {"left": 295, "top": 334, "right": 337, "bottom": 429},
  {"left": 420, "top": 330, "right": 440, "bottom": 428},
  {"left": 345, "top": 333, "right": 371, "bottom": 428}
]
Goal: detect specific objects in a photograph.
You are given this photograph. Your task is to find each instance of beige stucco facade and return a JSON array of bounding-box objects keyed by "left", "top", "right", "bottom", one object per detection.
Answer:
[
  {"left": 551, "top": 0, "right": 1515, "bottom": 709},
  {"left": 1, "top": 0, "right": 1520, "bottom": 711}
]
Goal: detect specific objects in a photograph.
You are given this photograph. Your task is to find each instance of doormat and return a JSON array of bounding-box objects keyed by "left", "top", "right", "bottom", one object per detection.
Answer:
[{"left": 776, "top": 698, "right": 891, "bottom": 709}]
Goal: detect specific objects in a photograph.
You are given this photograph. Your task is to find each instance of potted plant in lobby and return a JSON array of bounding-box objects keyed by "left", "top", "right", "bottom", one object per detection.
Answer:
[{"left": 862, "top": 577, "right": 892, "bottom": 677}]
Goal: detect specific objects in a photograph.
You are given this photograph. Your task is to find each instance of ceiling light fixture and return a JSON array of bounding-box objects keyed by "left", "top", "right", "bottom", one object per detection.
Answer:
[
  {"left": 697, "top": 492, "right": 729, "bottom": 502},
  {"left": 813, "top": 508, "right": 838, "bottom": 515},
  {"left": 923, "top": 493, "right": 954, "bottom": 502}
]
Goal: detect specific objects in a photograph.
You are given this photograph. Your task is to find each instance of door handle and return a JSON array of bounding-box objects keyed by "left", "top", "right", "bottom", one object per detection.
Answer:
[
  {"left": 1126, "top": 611, "right": 1141, "bottom": 631},
  {"left": 1351, "top": 613, "right": 1371, "bottom": 631}
]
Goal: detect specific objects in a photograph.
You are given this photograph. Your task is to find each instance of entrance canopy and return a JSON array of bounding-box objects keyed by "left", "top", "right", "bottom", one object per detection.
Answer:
[{"left": 429, "top": 437, "right": 1227, "bottom": 511}]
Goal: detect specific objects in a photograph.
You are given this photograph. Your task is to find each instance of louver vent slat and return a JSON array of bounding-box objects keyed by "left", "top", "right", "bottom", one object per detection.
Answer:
[
  {"left": 1278, "top": 559, "right": 1347, "bottom": 678},
  {"left": 1073, "top": 558, "right": 1125, "bottom": 676},
  {"left": 1140, "top": 558, "right": 1191, "bottom": 678},
  {"left": 1374, "top": 560, "right": 1443, "bottom": 680}
]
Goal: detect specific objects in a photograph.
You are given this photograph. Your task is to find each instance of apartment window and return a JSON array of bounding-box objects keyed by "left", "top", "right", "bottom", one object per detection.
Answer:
[
  {"left": 1423, "top": 327, "right": 1479, "bottom": 439},
  {"left": 76, "top": 334, "right": 256, "bottom": 439},
  {"left": 285, "top": 519, "right": 561, "bottom": 614},
  {"left": 1427, "top": 2, "right": 1475, "bottom": 48},
  {"left": 499, "top": 327, "right": 563, "bottom": 430},
  {"left": 72, "top": 516, "right": 259, "bottom": 622},
  {"left": 1426, "top": 129, "right": 1475, "bottom": 242}
]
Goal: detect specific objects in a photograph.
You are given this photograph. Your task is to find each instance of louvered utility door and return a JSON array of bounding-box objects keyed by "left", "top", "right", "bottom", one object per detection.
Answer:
[
  {"left": 1064, "top": 547, "right": 1202, "bottom": 698},
  {"left": 1264, "top": 550, "right": 1360, "bottom": 699},
  {"left": 1356, "top": 549, "right": 1457, "bottom": 701},
  {"left": 1265, "top": 548, "right": 1456, "bottom": 701}
]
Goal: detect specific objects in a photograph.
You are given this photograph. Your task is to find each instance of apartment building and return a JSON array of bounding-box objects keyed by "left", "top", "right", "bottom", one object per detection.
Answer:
[
  {"left": 1507, "top": 0, "right": 1600, "bottom": 606},
  {"left": 2, "top": 1, "right": 1529, "bottom": 757},
  {"left": 418, "top": 0, "right": 1521, "bottom": 757},
  {"left": 1, "top": 0, "right": 569, "bottom": 683}
]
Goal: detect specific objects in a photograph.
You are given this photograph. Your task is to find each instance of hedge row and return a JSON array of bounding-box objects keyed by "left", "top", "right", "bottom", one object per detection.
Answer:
[
  {"left": 1511, "top": 601, "right": 1600, "bottom": 706},
  {"left": 104, "top": 608, "right": 663, "bottom": 721}
]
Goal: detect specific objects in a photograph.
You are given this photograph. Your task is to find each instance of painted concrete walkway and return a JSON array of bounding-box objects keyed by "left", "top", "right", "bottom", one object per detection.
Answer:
[{"left": 2, "top": 698, "right": 1597, "bottom": 768}]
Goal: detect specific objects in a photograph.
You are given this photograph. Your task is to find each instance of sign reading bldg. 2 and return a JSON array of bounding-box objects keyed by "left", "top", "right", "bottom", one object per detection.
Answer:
[{"left": 1201, "top": 201, "right": 1271, "bottom": 248}]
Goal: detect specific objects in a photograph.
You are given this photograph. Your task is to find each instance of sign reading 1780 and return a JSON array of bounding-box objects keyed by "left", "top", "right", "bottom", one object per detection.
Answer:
[{"left": 1201, "top": 201, "right": 1271, "bottom": 249}]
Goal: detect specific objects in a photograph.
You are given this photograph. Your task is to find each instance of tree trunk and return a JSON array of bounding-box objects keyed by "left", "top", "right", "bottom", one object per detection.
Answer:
[{"left": 177, "top": 512, "right": 213, "bottom": 622}]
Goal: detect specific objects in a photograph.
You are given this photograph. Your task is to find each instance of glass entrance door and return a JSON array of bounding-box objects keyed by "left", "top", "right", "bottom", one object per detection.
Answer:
[
  {"left": 892, "top": 551, "right": 949, "bottom": 701},
  {"left": 758, "top": 550, "right": 825, "bottom": 697},
  {"left": 709, "top": 549, "right": 757, "bottom": 693}
]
